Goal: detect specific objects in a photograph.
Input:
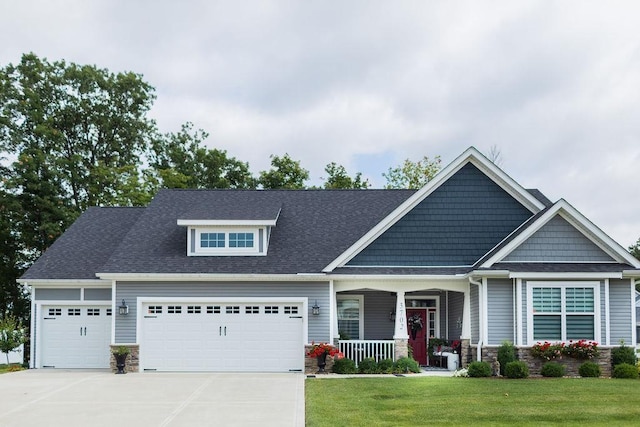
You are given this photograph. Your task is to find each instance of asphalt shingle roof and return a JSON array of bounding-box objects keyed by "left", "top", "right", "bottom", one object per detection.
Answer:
[
  {"left": 21, "top": 207, "right": 144, "bottom": 280},
  {"left": 97, "top": 189, "right": 416, "bottom": 276}
]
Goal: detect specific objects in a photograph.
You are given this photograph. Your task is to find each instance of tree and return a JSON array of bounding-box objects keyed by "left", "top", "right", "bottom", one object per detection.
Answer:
[
  {"left": 0, "top": 53, "right": 157, "bottom": 213},
  {"left": 149, "top": 123, "right": 256, "bottom": 189},
  {"left": 383, "top": 155, "right": 442, "bottom": 189},
  {"left": 258, "top": 154, "right": 309, "bottom": 189},
  {"left": 630, "top": 238, "right": 640, "bottom": 261},
  {"left": 0, "top": 314, "right": 26, "bottom": 365},
  {"left": 322, "top": 162, "right": 369, "bottom": 189},
  {"left": 488, "top": 145, "right": 503, "bottom": 167}
]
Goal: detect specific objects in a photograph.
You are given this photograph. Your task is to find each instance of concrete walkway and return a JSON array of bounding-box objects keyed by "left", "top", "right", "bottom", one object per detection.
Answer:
[{"left": 0, "top": 370, "right": 304, "bottom": 427}]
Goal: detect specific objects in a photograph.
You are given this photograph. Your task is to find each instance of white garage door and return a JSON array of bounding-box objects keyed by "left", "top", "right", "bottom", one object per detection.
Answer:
[
  {"left": 140, "top": 301, "right": 304, "bottom": 372},
  {"left": 40, "top": 305, "right": 112, "bottom": 368}
]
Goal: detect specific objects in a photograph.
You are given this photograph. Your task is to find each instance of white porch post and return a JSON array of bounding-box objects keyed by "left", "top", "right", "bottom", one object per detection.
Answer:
[
  {"left": 393, "top": 290, "right": 409, "bottom": 359},
  {"left": 462, "top": 289, "right": 471, "bottom": 339},
  {"left": 332, "top": 284, "right": 339, "bottom": 344}
]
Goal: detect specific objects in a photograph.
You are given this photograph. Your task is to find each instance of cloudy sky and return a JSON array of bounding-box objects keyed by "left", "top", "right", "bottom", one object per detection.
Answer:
[{"left": 1, "top": 0, "right": 639, "bottom": 248}]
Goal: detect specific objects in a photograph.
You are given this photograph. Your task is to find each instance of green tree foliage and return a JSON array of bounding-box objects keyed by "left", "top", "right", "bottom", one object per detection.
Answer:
[
  {"left": 0, "top": 53, "right": 157, "bottom": 212},
  {"left": 383, "top": 155, "right": 441, "bottom": 189},
  {"left": 149, "top": 122, "right": 255, "bottom": 189},
  {"left": 258, "top": 153, "right": 309, "bottom": 189},
  {"left": 629, "top": 238, "right": 640, "bottom": 260},
  {"left": 0, "top": 314, "right": 26, "bottom": 365},
  {"left": 322, "top": 162, "right": 369, "bottom": 189}
]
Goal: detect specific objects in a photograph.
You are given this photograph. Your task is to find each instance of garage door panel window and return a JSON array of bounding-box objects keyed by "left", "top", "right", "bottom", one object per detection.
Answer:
[
  {"left": 187, "top": 306, "right": 201, "bottom": 314},
  {"left": 207, "top": 306, "right": 221, "bottom": 314},
  {"left": 168, "top": 306, "right": 182, "bottom": 314},
  {"left": 529, "top": 283, "right": 597, "bottom": 343},
  {"left": 68, "top": 308, "right": 81, "bottom": 316},
  {"left": 49, "top": 308, "right": 61, "bottom": 316}
]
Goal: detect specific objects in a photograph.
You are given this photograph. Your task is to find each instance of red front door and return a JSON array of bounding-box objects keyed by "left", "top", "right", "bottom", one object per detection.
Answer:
[{"left": 406, "top": 308, "right": 427, "bottom": 365}]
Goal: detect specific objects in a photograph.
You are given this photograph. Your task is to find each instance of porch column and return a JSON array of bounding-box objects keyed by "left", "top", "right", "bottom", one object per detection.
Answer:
[
  {"left": 461, "top": 289, "right": 471, "bottom": 339},
  {"left": 393, "top": 290, "right": 409, "bottom": 359}
]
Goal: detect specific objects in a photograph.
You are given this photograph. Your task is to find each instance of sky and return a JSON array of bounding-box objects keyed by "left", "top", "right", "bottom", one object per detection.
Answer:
[{"left": 1, "top": 0, "right": 639, "bottom": 248}]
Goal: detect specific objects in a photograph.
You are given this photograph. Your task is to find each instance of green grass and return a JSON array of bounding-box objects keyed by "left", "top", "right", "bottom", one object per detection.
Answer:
[
  {"left": 0, "top": 363, "right": 24, "bottom": 374},
  {"left": 306, "top": 376, "right": 640, "bottom": 426}
]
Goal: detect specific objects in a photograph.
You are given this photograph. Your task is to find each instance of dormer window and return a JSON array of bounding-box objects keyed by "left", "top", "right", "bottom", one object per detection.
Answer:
[{"left": 178, "top": 212, "right": 279, "bottom": 257}]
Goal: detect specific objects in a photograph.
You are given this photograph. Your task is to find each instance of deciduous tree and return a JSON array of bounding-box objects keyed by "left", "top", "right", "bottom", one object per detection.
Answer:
[{"left": 383, "top": 155, "right": 441, "bottom": 189}]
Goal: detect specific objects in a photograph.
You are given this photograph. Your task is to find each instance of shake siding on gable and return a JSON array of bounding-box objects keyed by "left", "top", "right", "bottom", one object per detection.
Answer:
[
  {"left": 503, "top": 216, "right": 615, "bottom": 262},
  {"left": 609, "top": 279, "right": 633, "bottom": 344},
  {"left": 114, "top": 282, "right": 330, "bottom": 343},
  {"left": 486, "top": 279, "right": 514, "bottom": 345},
  {"left": 348, "top": 164, "right": 533, "bottom": 267}
]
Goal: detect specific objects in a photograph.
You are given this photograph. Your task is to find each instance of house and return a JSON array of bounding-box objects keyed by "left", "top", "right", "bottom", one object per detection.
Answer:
[{"left": 19, "top": 147, "right": 640, "bottom": 373}]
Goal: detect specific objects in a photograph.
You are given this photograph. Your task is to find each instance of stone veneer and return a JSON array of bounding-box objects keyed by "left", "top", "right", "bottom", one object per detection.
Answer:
[
  {"left": 470, "top": 345, "right": 613, "bottom": 377},
  {"left": 110, "top": 344, "right": 139, "bottom": 374},
  {"left": 394, "top": 338, "right": 408, "bottom": 360}
]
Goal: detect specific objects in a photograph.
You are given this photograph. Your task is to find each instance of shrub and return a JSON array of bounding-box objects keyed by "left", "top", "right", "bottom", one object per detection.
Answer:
[
  {"left": 452, "top": 368, "right": 468, "bottom": 377},
  {"left": 393, "top": 357, "right": 421, "bottom": 374},
  {"left": 358, "top": 357, "right": 379, "bottom": 374},
  {"left": 564, "top": 340, "right": 599, "bottom": 359},
  {"left": 497, "top": 341, "right": 517, "bottom": 376},
  {"left": 467, "top": 361, "right": 492, "bottom": 377},
  {"left": 612, "top": 363, "right": 639, "bottom": 379},
  {"left": 377, "top": 358, "right": 394, "bottom": 374},
  {"left": 332, "top": 357, "right": 357, "bottom": 374},
  {"left": 612, "top": 345, "right": 637, "bottom": 367},
  {"left": 578, "top": 361, "right": 601, "bottom": 378},
  {"left": 504, "top": 361, "right": 529, "bottom": 379},
  {"left": 541, "top": 362, "right": 565, "bottom": 378}
]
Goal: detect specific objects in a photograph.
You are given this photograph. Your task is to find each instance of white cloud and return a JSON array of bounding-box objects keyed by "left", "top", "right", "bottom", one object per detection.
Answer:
[{"left": 1, "top": 0, "right": 639, "bottom": 247}]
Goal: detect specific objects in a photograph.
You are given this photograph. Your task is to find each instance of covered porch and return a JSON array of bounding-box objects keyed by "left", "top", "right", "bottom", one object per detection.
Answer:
[{"left": 331, "top": 278, "right": 471, "bottom": 369}]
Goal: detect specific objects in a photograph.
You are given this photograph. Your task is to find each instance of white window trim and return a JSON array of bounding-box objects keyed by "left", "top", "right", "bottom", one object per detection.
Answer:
[
  {"left": 337, "top": 294, "right": 364, "bottom": 340},
  {"left": 187, "top": 226, "right": 265, "bottom": 256},
  {"left": 526, "top": 281, "right": 601, "bottom": 345}
]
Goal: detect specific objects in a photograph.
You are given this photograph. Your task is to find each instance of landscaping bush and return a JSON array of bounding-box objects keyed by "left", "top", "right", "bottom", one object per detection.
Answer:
[
  {"left": 358, "top": 357, "right": 379, "bottom": 374},
  {"left": 332, "top": 357, "right": 357, "bottom": 374},
  {"left": 504, "top": 361, "right": 529, "bottom": 379},
  {"left": 578, "top": 361, "right": 601, "bottom": 378},
  {"left": 467, "top": 361, "right": 492, "bottom": 377},
  {"left": 497, "top": 341, "right": 517, "bottom": 376},
  {"left": 541, "top": 362, "right": 565, "bottom": 378},
  {"left": 377, "top": 358, "right": 394, "bottom": 374},
  {"left": 612, "top": 345, "right": 637, "bottom": 367},
  {"left": 612, "top": 363, "right": 639, "bottom": 379},
  {"left": 393, "top": 357, "right": 421, "bottom": 374}
]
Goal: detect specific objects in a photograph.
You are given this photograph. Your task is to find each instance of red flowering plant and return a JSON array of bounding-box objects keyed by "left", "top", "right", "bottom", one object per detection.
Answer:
[
  {"left": 531, "top": 341, "right": 565, "bottom": 360},
  {"left": 306, "top": 342, "right": 343, "bottom": 359},
  {"left": 564, "top": 340, "right": 599, "bottom": 359}
]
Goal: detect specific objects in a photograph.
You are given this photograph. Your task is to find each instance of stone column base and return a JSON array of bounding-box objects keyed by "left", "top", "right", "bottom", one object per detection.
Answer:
[{"left": 394, "top": 338, "right": 408, "bottom": 360}]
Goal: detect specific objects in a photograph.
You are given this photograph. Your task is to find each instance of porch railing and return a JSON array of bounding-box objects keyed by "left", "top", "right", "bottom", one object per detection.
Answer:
[{"left": 338, "top": 340, "right": 395, "bottom": 367}]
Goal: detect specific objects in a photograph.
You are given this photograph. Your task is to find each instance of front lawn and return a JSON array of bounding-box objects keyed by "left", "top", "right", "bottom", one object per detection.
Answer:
[
  {"left": 0, "top": 364, "right": 24, "bottom": 374},
  {"left": 306, "top": 376, "right": 640, "bottom": 426}
]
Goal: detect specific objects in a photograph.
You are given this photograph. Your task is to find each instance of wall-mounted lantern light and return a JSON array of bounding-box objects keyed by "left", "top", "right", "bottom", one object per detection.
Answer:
[
  {"left": 389, "top": 310, "right": 396, "bottom": 322},
  {"left": 118, "top": 299, "right": 129, "bottom": 316},
  {"left": 312, "top": 300, "right": 320, "bottom": 316},
  {"left": 456, "top": 316, "right": 462, "bottom": 329}
]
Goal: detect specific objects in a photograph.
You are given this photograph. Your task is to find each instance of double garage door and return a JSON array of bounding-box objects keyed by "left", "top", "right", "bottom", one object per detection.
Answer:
[
  {"left": 140, "top": 301, "right": 304, "bottom": 372},
  {"left": 39, "top": 305, "right": 112, "bottom": 369}
]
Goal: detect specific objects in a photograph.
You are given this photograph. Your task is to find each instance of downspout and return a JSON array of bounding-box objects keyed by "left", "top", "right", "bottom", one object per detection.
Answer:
[{"left": 469, "top": 277, "right": 483, "bottom": 361}]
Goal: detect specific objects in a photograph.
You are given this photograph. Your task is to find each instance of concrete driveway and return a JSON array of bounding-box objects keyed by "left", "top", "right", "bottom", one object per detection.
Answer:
[{"left": 0, "top": 370, "right": 305, "bottom": 427}]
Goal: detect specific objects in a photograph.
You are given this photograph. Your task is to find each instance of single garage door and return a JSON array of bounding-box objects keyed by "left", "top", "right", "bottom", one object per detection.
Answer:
[
  {"left": 140, "top": 301, "right": 304, "bottom": 372},
  {"left": 40, "top": 305, "right": 112, "bottom": 368}
]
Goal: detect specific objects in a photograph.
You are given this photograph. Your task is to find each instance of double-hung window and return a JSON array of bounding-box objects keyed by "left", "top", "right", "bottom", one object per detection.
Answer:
[
  {"left": 337, "top": 295, "right": 363, "bottom": 340},
  {"left": 528, "top": 282, "right": 598, "bottom": 343}
]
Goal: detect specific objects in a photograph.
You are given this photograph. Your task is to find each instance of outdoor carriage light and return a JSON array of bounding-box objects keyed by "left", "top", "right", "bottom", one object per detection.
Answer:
[
  {"left": 389, "top": 310, "right": 396, "bottom": 322},
  {"left": 312, "top": 300, "right": 320, "bottom": 316},
  {"left": 118, "top": 299, "right": 129, "bottom": 315}
]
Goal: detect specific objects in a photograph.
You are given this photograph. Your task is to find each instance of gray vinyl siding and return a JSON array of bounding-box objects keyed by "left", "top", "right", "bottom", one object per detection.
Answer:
[
  {"left": 601, "top": 284, "right": 607, "bottom": 343},
  {"left": 347, "top": 163, "right": 533, "bottom": 267},
  {"left": 486, "top": 279, "right": 514, "bottom": 345},
  {"left": 447, "top": 291, "right": 464, "bottom": 340},
  {"left": 504, "top": 216, "right": 614, "bottom": 262},
  {"left": 609, "top": 279, "right": 633, "bottom": 344},
  {"left": 114, "top": 281, "right": 329, "bottom": 343},
  {"left": 362, "top": 291, "right": 395, "bottom": 340},
  {"left": 521, "top": 281, "right": 527, "bottom": 344},
  {"left": 34, "top": 288, "right": 81, "bottom": 301},
  {"left": 84, "top": 288, "right": 112, "bottom": 301},
  {"left": 470, "top": 283, "right": 479, "bottom": 344}
]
